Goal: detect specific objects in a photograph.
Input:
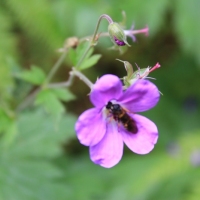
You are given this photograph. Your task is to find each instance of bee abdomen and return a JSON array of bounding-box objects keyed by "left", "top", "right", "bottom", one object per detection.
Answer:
[{"left": 121, "top": 114, "right": 138, "bottom": 134}]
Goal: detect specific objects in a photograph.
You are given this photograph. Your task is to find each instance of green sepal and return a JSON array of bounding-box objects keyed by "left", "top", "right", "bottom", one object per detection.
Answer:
[{"left": 108, "top": 22, "right": 130, "bottom": 46}]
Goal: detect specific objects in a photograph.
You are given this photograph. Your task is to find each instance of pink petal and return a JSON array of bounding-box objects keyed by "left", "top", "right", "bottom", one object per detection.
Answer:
[
  {"left": 90, "top": 74, "right": 123, "bottom": 108},
  {"left": 75, "top": 108, "right": 106, "bottom": 146},
  {"left": 118, "top": 80, "right": 160, "bottom": 112},
  {"left": 121, "top": 114, "right": 158, "bottom": 154},
  {"left": 89, "top": 122, "right": 124, "bottom": 168}
]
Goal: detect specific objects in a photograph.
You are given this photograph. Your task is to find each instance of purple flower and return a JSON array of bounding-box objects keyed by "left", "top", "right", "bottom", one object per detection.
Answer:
[{"left": 75, "top": 74, "right": 160, "bottom": 168}]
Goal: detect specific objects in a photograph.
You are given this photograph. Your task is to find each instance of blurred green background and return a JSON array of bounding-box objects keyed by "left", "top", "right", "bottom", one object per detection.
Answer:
[{"left": 0, "top": 0, "right": 200, "bottom": 199}]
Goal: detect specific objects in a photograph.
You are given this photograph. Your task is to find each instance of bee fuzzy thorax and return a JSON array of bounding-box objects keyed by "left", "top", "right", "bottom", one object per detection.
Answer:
[{"left": 106, "top": 101, "right": 138, "bottom": 134}]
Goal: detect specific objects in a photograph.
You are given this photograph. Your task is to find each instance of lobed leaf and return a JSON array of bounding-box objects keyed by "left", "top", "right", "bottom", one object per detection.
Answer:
[
  {"left": 51, "top": 88, "right": 76, "bottom": 102},
  {"left": 35, "top": 89, "right": 65, "bottom": 116},
  {"left": 79, "top": 54, "right": 102, "bottom": 70},
  {"left": 0, "top": 109, "right": 77, "bottom": 200},
  {"left": 17, "top": 65, "right": 46, "bottom": 85},
  {"left": 68, "top": 41, "right": 101, "bottom": 70}
]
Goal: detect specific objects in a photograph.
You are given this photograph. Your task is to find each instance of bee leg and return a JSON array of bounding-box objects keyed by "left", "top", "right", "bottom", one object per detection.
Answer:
[
  {"left": 116, "top": 119, "right": 122, "bottom": 132},
  {"left": 107, "top": 114, "right": 115, "bottom": 123}
]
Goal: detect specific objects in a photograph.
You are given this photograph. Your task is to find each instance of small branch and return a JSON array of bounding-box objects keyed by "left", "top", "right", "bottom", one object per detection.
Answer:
[
  {"left": 76, "top": 14, "right": 113, "bottom": 69},
  {"left": 45, "top": 50, "right": 68, "bottom": 83},
  {"left": 72, "top": 68, "right": 93, "bottom": 89},
  {"left": 16, "top": 88, "right": 40, "bottom": 113},
  {"left": 48, "top": 68, "right": 93, "bottom": 89},
  {"left": 91, "top": 14, "right": 113, "bottom": 43},
  {"left": 48, "top": 72, "right": 75, "bottom": 88}
]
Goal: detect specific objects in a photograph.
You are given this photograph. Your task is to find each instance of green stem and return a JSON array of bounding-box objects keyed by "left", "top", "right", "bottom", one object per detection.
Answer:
[
  {"left": 72, "top": 68, "right": 93, "bottom": 89},
  {"left": 48, "top": 71, "right": 75, "bottom": 88},
  {"left": 45, "top": 50, "right": 68, "bottom": 83},
  {"left": 76, "top": 14, "right": 113, "bottom": 69},
  {"left": 16, "top": 88, "right": 40, "bottom": 113},
  {"left": 91, "top": 14, "right": 113, "bottom": 43},
  {"left": 75, "top": 45, "right": 92, "bottom": 69},
  {"left": 48, "top": 68, "right": 93, "bottom": 89},
  {"left": 16, "top": 14, "right": 112, "bottom": 111}
]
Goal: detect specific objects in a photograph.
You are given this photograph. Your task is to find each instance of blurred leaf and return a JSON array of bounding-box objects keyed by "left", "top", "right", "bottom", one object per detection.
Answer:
[
  {"left": 68, "top": 41, "right": 90, "bottom": 66},
  {"left": 16, "top": 65, "right": 46, "bottom": 85},
  {"left": 0, "top": 6, "right": 18, "bottom": 101},
  {"left": 10, "top": 109, "right": 76, "bottom": 158},
  {"left": 35, "top": 87, "right": 75, "bottom": 117},
  {"left": 68, "top": 48, "right": 76, "bottom": 66},
  {"left": 51, "top": 88, "right": 76, "bottom": 102},
  {"left": 0, "top": 160, "right": 71, "bottom": 200},
  {"left": 0, "top": 107, "right": 17, "bottom": 146},
  {"left": 68, "top": 41, "right": 102, "bottom": 70},
  {"left": 79, "top": 54, "right": 102, "bottom": 70},
  {"left": 0, "top": 108, "right": 14, "bottom": 133},
  {"left": 0, "top": 109, "right": 77, "bottom": 200},
  {"left": 35, "top": 89, "right": 65, "bottom": 116},
  {"left": 76, "top": 42, "right": 93, "bottom": 63}
]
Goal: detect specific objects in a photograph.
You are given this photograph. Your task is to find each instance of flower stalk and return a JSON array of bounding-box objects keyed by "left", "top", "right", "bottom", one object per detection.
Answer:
[
  {"left": 71, "top": 68, "right": 94, "bottom": 89},
  {"left": 76, "top": 14, "right": 114, "bottom": 68},
  {"left": 45, "top": 50, "right": 68, "bottom": 84}
]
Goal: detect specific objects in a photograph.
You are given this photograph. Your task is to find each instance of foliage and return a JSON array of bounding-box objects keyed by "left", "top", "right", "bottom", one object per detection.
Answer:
[
  {"left": 68, "top": 41, "right": 102, "bottom": 70},
  {"left": 16, "top": 65, "right": 46, "bottom": 85},
  {"left": 35, "top": 88, "right": 75, "bottom": 117},
  {"left": 0, "top": 109, "right": 76, "bottom": 200},
  {"left": 0, "top": 0, "right": 200, "bottom": 199}
]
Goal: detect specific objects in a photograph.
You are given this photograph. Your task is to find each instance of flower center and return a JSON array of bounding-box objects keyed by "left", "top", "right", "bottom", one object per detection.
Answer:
[{"left": 105, "top": 101, "right": 138, "bottom": 134}]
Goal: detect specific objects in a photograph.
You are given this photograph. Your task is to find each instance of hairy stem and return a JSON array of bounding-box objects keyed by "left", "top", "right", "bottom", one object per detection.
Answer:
[
  {"left": 16, "top": 88, "right": 40, "bottom": 113},
  {"left": 48, "top": 72, "right": 75, "bottom": 88},
  {"left": 72, "top": 68, "right": 93, "bottom": 89},
  {"left": 48, "top": 68, "right": 93, "bottom": 89},
  {"left": 76, "top": 14, "right": 113, "bottom": 69},
  {"left": 91, "top": 14, "right": 113, "bottom": 42},
  {"left": 45, "top": 50, "right": 68, "bottom": 83}
]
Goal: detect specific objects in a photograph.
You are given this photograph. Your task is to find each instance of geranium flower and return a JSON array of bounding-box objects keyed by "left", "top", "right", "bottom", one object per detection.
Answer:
[{"left": 75, "top": 74, "right": 160, "bottom": 168}]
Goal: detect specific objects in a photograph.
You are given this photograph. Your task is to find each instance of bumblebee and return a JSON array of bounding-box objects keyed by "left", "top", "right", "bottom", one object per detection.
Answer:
[{"left": 106, "top": 101, "right": 138, "bottom": 134}]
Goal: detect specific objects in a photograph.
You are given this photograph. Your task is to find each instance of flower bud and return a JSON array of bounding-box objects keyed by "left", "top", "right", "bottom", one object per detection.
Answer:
[
  {"left": 108, "top": 22, "right": 130, "bottom": 46},
  {"left": 117, "top": 59, "right": 161, "bottom": 89}
]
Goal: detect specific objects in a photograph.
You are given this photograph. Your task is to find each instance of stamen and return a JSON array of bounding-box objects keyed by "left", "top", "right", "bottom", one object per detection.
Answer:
[
  {"left": 124, "top": 25, "right": 149, "bottom": 37},
  {"left": 149, "top": 62, "right": 161, "bottom": 73}
]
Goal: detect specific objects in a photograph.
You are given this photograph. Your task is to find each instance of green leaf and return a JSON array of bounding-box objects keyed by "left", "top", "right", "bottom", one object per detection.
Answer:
[
  {"left": 68, "top": 41, "right": 101, "bottom": 70},
  {"left": 68, "top": 48, "right": 76, "bottom": 66},
  {"left": 0, "top": 109, "right": 77, "bottom": 200},
  {"left": 35, "top": 89, "right": 65, "bottom": 116},
  {"left": 51, "top": 88, "right": 76, "bottom": 102},
  {"left": 0, "top": 7, "right": 18, "bottom": 101},
  {"left": 17, "top": 65, "right": 46, "bottom": 85},
  {"left": 68, "top": 41, "right": 90, "bottom": 66},
  {"left": 9, "top": 109, "right": 76, "bottom": 158},
  {"left": 79, "top": 54, "right": 102, "bottom": 70},
  {"left": 0, "top": 107, "right": 17, "bottom": 146},
  {"left": 76, "top": 41, "right": 91, "bottom": 63}
]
